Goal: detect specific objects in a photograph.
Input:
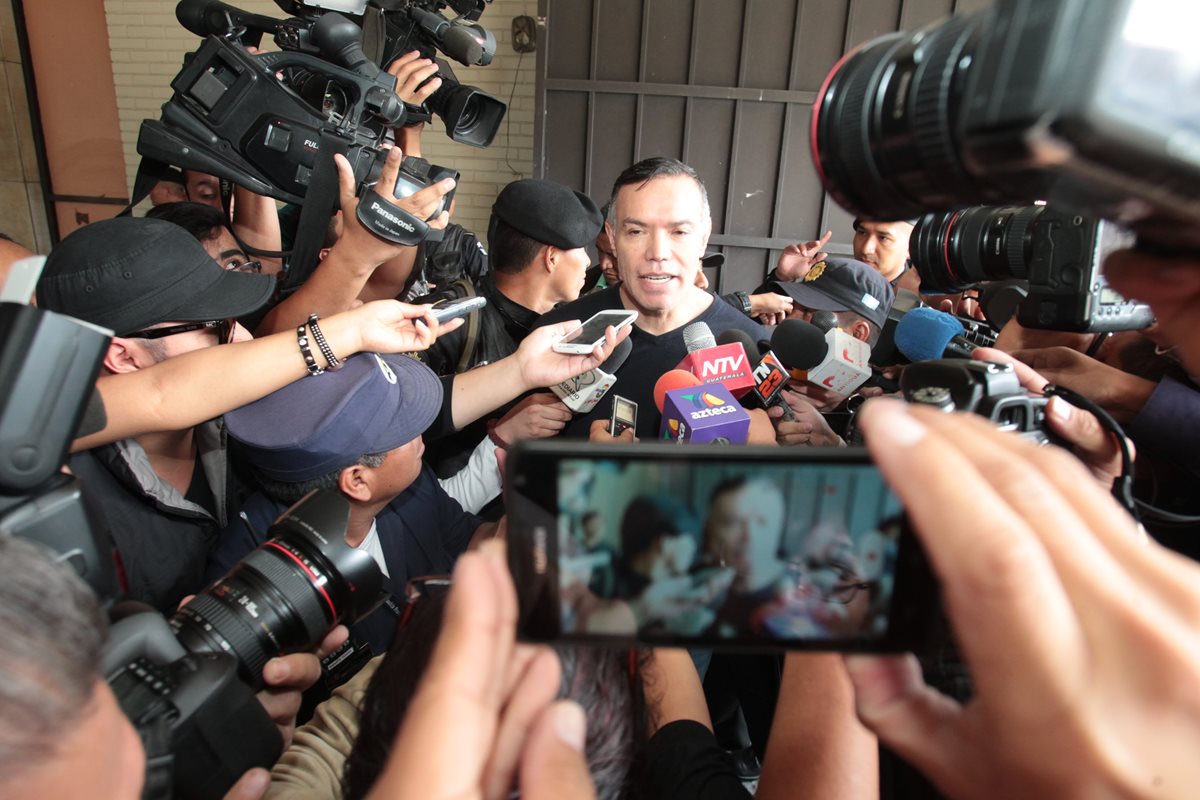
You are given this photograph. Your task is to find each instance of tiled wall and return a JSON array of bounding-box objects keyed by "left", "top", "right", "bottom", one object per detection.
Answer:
[
  {"left": 0, "top": 1, "right": 50, "bottom": 253},
  {"left": 103, "top": 0, "right": 539, "bottom": 239}
]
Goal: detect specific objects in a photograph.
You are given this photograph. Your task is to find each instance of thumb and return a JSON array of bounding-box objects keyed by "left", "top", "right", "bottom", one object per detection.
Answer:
[
  {"left": 843, "top": 654, "right": 966, "bottom": 797},
  {"left": 221, "top": 768, "right": 270, "bottom": 800},
  {"left": 519, "top": 701, "right": 596, "bottom": 800},
  {"left": 333, "top": 153, "right": 355, "bottom": 208}
]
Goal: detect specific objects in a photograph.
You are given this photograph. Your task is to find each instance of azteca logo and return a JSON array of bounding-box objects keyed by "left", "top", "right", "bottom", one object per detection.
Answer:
[{"left": 680, "top": 391, "right": 726, "bottom": 410}]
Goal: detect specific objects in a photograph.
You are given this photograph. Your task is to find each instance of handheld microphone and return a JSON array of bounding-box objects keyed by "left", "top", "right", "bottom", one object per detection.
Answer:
[
  {"left": 675, "top": 322, "right": 755, "bottom": 398},
  {"left": 810, "top": 310, "right": 840, "bottom": 333},
  {"left": 653, "top": 369, "right": 703, "bottom": 413},
  {"left": 772, "top": 319, "right": 872, "bottom": 396},
  {"left": 176, "top": 0, "right": 285, "bottom": 40},
  {"left": 894, "top": 307, "right": 978, "bottom": 362},
  {"left": 659, "top": 383, "right": 751, "bottom": 445},
  {"left": 722, "top": 330, "right": 794, "bottom": 421},
  {"left": 549, "top": 337, "right": 633, "bottom": 413}
]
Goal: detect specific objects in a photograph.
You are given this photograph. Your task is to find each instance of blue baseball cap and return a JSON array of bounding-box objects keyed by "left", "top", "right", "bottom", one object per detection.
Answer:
[{"left": 225, "top": 352, "right": 443, "bottom": 482}]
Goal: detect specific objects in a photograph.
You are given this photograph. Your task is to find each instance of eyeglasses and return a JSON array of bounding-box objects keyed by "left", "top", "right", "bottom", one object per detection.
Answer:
[
  {"left": 399, "top": 574, "right": 453, "bottom": 628},
  {"left": 122, "top": 319, "right": 235, "bottom": 345},
  {"left": 223, "top": 259, "right": 263, "bottom": 274}
]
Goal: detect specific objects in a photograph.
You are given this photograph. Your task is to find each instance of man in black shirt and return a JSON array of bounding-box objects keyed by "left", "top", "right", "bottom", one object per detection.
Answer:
[{"left": 537, "top": 158, "right": 768, "bottom": 440}]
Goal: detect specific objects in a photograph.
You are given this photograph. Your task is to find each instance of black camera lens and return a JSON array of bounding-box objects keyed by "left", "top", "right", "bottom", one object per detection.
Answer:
[
  {"left": 427, "top": 81, "right": 506, "bottom": 148},
  {"left": 910, "top": 205, "right": 1043, "bottom": 293},
  {"left": 810, "top": 10, "right": 1016, "bottom": 220},
  {"left": 169, "top": 491, "right": 383, "bottom": 689}
]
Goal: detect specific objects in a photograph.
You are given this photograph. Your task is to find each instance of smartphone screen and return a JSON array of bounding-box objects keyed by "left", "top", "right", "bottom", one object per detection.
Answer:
[
  {"left": 506, "top": 442, "right": 936, "bottom": 652},
  {"left": 558, "top": 310, "right": 637, "bottom": 349}
]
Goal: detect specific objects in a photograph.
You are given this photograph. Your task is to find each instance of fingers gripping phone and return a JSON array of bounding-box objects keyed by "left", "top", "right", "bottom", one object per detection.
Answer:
[
  {"left": 552, "top": 310, "right": 638, "bottom": 354},
  {"left": 505, "top": 442, "right": 936, "bottom": 652},
  {"left": 431, "top": 296, "right": 487, "bottom": 324}
]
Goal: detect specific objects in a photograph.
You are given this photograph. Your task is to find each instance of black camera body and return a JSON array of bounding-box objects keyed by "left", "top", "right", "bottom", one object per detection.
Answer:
[
  {"left": 900, "top": 360, "right": 1057, "bottom": 446},
  {"left": 911, "top": 205, "right": 1155, "bottom": 332},
  {"left": 811, "top": 0, "right": 1200, "bottom": 252}
]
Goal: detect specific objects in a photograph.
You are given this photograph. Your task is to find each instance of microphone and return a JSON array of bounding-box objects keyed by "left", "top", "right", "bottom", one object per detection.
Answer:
[
  {"left": 549, "top": 337, "right": 633, "bottom": 413},
  {"left": 659, "top": 382, "right": 751, "bottom": 445},
  {"left": 653, "top": 369, "right": 703, "bottom": 413},
  {"left": 894, "top": 307, "right": 978, "bottom": 361},
  {"left": 176, "top": 0, "right": 283, "bottom": 39},
  {"left": 722, "top": 330, "right": 794, "bottom": 421},
  {"left": 771, "top": 319, "right": 872, "bottom": 396},
  {"left": 675, "top": 322, "right": 755, "bottom": 398},
  {"left": 810, "top": 310, "right": 840, "bottom": 333},
  {"left": 407, "top": 7, "right": 495, "bottom": 66}
]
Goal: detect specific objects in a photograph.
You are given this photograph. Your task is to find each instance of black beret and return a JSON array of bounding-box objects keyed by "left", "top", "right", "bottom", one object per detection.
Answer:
[{"left": 489, "top": 179, "right": 603, "bottom": 250}]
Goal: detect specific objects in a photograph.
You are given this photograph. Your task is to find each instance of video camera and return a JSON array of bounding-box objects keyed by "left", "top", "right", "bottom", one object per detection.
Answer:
[
  {"left": 811, "top": 0, "right": 1200, "bottom": 254},
  {"left": 909, "top": 205, "right": 1155, "bottom": 333},
  {"left": 0, "top": 301, "right": 384, "bottom": 800}
]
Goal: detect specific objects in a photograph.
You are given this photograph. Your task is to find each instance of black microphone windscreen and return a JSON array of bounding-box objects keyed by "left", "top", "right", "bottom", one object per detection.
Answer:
[
  {"left": 810, "top": 310, "right": 839, "bottom": 333},
  {"left": 683, "top": 321, "right": 716, "bottom": 353},
  {"left": 771, "top": 319, "right": 828, "bottom": 371},
  {"left": 441, "top": 24, "right": 491, "bottom": 66},
  {"left": 598, "top": 336, "right": 633, "bottom": 373},
  {"left": 755, "top": 339, "right": 772, "bottom": 357},
  {"left": 717, "top": 329, "right": 760, "bottom": 366}
]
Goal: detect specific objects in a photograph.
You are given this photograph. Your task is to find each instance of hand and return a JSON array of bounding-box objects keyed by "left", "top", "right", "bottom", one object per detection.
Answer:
[
  {"left": 775, "top": 231, "right": 832, "bottom": 282},
  {"left": 365, "top": 540, "right": 595, "bottom": 800},
  {"left": 221, "top": 769, "right": 270, "bottom": 800},
  {"left": 514, "top": 321, "right": 633, "bottom": 391},
  {"left": 771, "top": 390, "right": 843, "bottom": 447},
  {"left": 493, "top": 393, "right": 572, "bottom": 443},
  {"left": 588, "top": 418, "right": 637, "bottom": 443},
  {"left": 1005, "top": 345, "right": 1157, "bottom": 425},
  {"left": 750, "top": 292, "right": 793, "bottom": 326},
  {"left": 973, "top": 347, "right": 1129, "bottom": 487},
  {"left": 349, "top": 299, "right": 463, "bottom": 354},
  {"left": 785, "top": 379, "right": 846, "bottom": 412},
  {"left": 387, "top": 51, "right": 441, "bottom": 106},
  {"left": 994, "top": 316, "right": 1095, "bottom": 355},
  {"left": 257, "top": 625, "right": 349, "bottom": 748},
  {"left": 746, "top": 407, "right": 779, "bottom": 445},
  {"left": 844, "top": 399, "right": 1199, "bottom": 799},
  {"left": 331, "top": 148, "right": 454, "bottom": 270}
]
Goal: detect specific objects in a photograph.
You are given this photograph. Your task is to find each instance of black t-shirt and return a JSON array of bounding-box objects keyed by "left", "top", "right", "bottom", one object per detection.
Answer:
[
  {"left": 535, "top": 287, "right": 769, "bottom": 440},
  {"left": 633, "top": 720, "right": 751, "bottom": 800}
]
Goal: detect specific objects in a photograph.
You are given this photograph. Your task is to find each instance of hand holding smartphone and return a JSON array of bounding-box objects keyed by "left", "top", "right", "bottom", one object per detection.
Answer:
[
  {"left": 552, "top": 310, "right": 638, "bottom": 355},
  {"left": 430, "top": 296, "right": 487, "bottom": 324}
]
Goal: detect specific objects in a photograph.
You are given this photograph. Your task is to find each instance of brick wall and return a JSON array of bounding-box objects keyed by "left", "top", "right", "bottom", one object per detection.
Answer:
[{"left": 103, "top": 0, "right": 538, "bottom": 239}]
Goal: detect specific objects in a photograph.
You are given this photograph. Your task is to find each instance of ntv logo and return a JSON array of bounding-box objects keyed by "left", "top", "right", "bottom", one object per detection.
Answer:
[{"left": 699, "top": 354, "right": 744, "bottom": 378}]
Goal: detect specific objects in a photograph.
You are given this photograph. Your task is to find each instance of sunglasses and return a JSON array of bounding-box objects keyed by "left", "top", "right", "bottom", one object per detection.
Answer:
[
  {"left": 122, "top": 318, "right": 235, "bottom": 345},
  {"left": 398, "top": 574, "right": 453, "bottom": 628},
  {"left": 223, "top": 258, "right": 263, "bottom": 274}
]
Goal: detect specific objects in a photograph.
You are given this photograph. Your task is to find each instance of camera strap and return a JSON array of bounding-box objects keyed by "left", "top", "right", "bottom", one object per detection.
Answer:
[{"left": 356, "top": 188, "right": 429, "bottom": 246}]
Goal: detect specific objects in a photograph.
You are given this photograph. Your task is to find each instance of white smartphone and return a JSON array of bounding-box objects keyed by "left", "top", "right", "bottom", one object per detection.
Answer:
[{"left": 552, "top": 310, "right": 638, "bottom": 354}]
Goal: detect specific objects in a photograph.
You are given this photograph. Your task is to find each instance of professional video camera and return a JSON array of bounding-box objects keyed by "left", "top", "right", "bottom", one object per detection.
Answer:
[
  {"left": 909, "top": 205, "right": 1155, "bottom": 333},
  {"left": 0, "top": 301, "right": 384, "bottom": 800},
  {"left": 810, "top": 0, "right": 1200, "bottom": 253}
]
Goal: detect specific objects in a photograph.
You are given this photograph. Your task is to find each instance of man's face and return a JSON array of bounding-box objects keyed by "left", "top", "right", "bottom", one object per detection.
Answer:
[
  {"left": 371, "top": 436, "right": 425, "bottom": 500},
  {"left": 705, "top": 482, "right": 786, "bottom": 585},
  {"left": 202, "top": 228, "right": 251, "bottom": 272},
  {"left": 124, "top": 318, "right": 252, "bottom": 366},
  {"left": 551, "top": 246, "right": 592, "bottom": 303},
  {"left": 611, "top": 174, "right": 711, "bottom": 314},
  {"left": 595, "top": 228, "right": 619, "bottom": 285},
  {"left": 185, "top": 171, "right": 222, "bottom": 209},
  {"left": 853, "top": 220, "right": 913, "bottom": 282},
  {"left": 4, "top": 680, "right": 145, "bottom": 800}
]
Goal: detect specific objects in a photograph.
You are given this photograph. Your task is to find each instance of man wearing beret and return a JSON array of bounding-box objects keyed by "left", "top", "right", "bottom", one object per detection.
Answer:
[
  {"left": 207, "top": 352, "right": 493, "bottom": 657},
  {"left": 418, "top": 177, "right": 605, "bottom": 375}
]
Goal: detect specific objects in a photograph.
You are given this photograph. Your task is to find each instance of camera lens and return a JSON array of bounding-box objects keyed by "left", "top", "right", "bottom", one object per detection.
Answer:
[
  {"left": 910, "top": 205, "right": 1042, "bottom": 292},
  {"left": 810, "top": 10, "right": 1007, "bottom": 219},
  {"left": 169, "top": 491, "right": 383, "bottom": 689}
]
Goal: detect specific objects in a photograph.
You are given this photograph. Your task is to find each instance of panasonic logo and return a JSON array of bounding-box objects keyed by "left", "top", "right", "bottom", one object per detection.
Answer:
[
  {"left": 689, "top": 406, "right": 738, "bottom": 420},
  {"left": 371, "top": 202, "right": 416, "bottom": 232}
]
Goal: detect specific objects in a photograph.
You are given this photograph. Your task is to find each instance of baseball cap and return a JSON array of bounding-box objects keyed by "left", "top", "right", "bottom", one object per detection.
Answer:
[
  {"left": 768, "top": 255, "right": 894, "bottom": 330},
  {"left": 488, "top": 179, "right": 603, "bottom": 253},
  {"left": 36, "top": 217, "right": 275, "bottom": 334},
  {"left": 225, "top": 353, "right": 444, "bottom": 483}
]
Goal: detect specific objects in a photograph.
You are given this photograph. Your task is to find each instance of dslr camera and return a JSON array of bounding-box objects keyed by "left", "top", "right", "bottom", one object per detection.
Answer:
[
  {"left": 0, "top": 302, "right": 384, "bottom": 800},
  {"left": 811, "top": 0, "right": 1200, "bottom": 274}
]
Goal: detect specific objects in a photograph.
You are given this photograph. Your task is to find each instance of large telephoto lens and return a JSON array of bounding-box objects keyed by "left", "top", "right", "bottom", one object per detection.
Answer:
[
  {"left": 910, "top": 205, "right": 1043, "bottom": 293},
  {"left": 170, "top": 491, "right": 383, "bottom": 689},
  {"left": 810, "top": 9, "right": 1022, "bottom": 220}
]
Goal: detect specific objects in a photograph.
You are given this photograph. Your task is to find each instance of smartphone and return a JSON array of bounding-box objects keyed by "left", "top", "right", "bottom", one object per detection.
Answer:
[
  {"left": 505, "top": 442, "right": 937, "bottom": 652},
  {"left": 431, "top": 296, "right": 487, "bottom": 324},
  {"left": 552, "top": 310, "right": 638, "bottom": 354},
  {"left": 609, "top": 395, "right": 638, "bottom": 437}
]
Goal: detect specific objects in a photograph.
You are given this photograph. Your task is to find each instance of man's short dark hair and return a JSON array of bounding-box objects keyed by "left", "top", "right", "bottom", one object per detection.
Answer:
[
  {"left": 145, "top": 201, "right": 232, "bottom": 246},
  {"left": 835, "top": 310, "right": 883, "bottom": 347},
  {"left": 255, "top": 452, "right": 387, "bottom": 505},
  {"left": 0, "top": 537, "right": 107, "bottom": 781},
  {"left": 489, "top": 217, "right": 545, "bottom": 275},
  {"left": 608, "top": 158, "right": 710, "bottom": 223}
]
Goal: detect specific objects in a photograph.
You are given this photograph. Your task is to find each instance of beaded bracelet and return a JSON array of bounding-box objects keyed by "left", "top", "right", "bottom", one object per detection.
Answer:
[
  {"left": 297, "top": 320, "right": 324, "bottom": 376},
  {"left": 307, "top": 314, "right": 343, "bottom": 371}
]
